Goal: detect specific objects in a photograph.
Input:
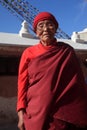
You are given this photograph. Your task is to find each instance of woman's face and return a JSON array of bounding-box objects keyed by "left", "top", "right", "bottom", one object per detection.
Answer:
[{"left": 36, "top": 20, "right": 56, "bottom": 46}]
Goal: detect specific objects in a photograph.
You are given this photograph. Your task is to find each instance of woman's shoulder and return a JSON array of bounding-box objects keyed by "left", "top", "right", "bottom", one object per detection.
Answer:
[
  {"left": 23, "top": 44, "right": 39, "bottom": 53},
  {"left": 22, "top": 43, "right": 40, "bottom": 59},
  {"left": 57, "top": 41, "right": 74, "bottom": 50}
]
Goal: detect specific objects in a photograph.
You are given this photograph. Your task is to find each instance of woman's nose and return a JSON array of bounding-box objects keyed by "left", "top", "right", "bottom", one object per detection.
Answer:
[{"left": 43, "top": 25, "right": 49, "bottom": 30}]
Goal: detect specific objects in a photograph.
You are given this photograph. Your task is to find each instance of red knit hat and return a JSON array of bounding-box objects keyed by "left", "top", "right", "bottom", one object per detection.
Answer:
[{"left": 33, "top": 12, "right": 59, "bottom": 32}]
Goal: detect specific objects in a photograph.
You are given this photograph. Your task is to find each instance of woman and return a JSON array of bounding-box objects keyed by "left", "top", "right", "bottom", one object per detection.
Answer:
[{"left": 17, "top": 12, "right": 87, "bottom": 130}]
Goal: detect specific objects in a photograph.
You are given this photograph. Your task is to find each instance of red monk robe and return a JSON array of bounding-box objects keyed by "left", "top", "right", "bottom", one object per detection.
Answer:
[{"left": 17, "top": 41, "right": 87, "bottom": 130}]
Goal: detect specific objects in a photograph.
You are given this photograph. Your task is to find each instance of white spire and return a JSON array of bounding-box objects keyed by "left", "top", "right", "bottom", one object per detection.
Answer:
[{"left": 19, "top": 20, "right": 34, "bottom": 38}]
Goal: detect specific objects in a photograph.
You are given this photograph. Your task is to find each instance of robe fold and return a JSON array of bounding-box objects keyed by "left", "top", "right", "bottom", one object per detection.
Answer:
[{"left": 23, "top": 43, "right": 87, "bottom": 130}]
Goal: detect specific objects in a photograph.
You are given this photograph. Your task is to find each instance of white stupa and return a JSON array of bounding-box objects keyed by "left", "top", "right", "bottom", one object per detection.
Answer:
[{"left": 71, "top": 28, "right": 87, "bottom": 43}]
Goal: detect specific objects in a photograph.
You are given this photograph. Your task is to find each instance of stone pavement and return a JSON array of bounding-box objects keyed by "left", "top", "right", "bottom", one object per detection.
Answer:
[
  {"left": 0, "top": 97, "right": 18, "bottom": 130},
  {"left": 0, "top": 123, "right": 19, "bottom": 130}
]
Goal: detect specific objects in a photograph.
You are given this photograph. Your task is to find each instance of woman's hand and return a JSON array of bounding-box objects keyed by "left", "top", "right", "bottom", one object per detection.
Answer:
[{"left": 18, "top": 109, "right": 25, "bottom": 130}]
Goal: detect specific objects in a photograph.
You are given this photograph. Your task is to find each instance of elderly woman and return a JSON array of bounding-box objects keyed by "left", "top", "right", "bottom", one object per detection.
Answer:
[{"left": 17, "top": 12, "right": 87, "bottom": 130}]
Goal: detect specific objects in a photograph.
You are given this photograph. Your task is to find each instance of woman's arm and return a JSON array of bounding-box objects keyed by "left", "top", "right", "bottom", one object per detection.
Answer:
[
  {"left": 18, "top": 109, "right": 25, "bottom": 130},
  {"left": 17, "top": 50, "right": 29, "bottom": 111},
  {"left": 17, "top": 50, "right": 30, "bottom": 130}
]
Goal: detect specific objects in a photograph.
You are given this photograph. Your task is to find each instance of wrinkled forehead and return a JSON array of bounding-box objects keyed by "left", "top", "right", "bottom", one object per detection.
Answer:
[{"left": 37, "top": 19, "right": 54, "bottom": 25}]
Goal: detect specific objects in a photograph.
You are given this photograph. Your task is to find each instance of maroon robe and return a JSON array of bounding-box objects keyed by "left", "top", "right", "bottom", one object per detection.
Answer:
[{"left": 24, "top": 42, "right": 87, "bottom": 130}]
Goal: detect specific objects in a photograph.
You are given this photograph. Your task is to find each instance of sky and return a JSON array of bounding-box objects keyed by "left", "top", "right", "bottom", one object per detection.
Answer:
[{"left": 0, "top": 0, "right": 87, "bottom": 37}]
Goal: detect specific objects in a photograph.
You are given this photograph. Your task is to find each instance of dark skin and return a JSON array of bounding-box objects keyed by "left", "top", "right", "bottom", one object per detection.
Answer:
[
  {"left": 18, "top": 110, "right": 25, "bottom": 130},
  {"left": 17, "top": 19, "right": 57, "bottom": 130},
  {"left": 36, "top": 20, "right": 56, "bottom": 46}
]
